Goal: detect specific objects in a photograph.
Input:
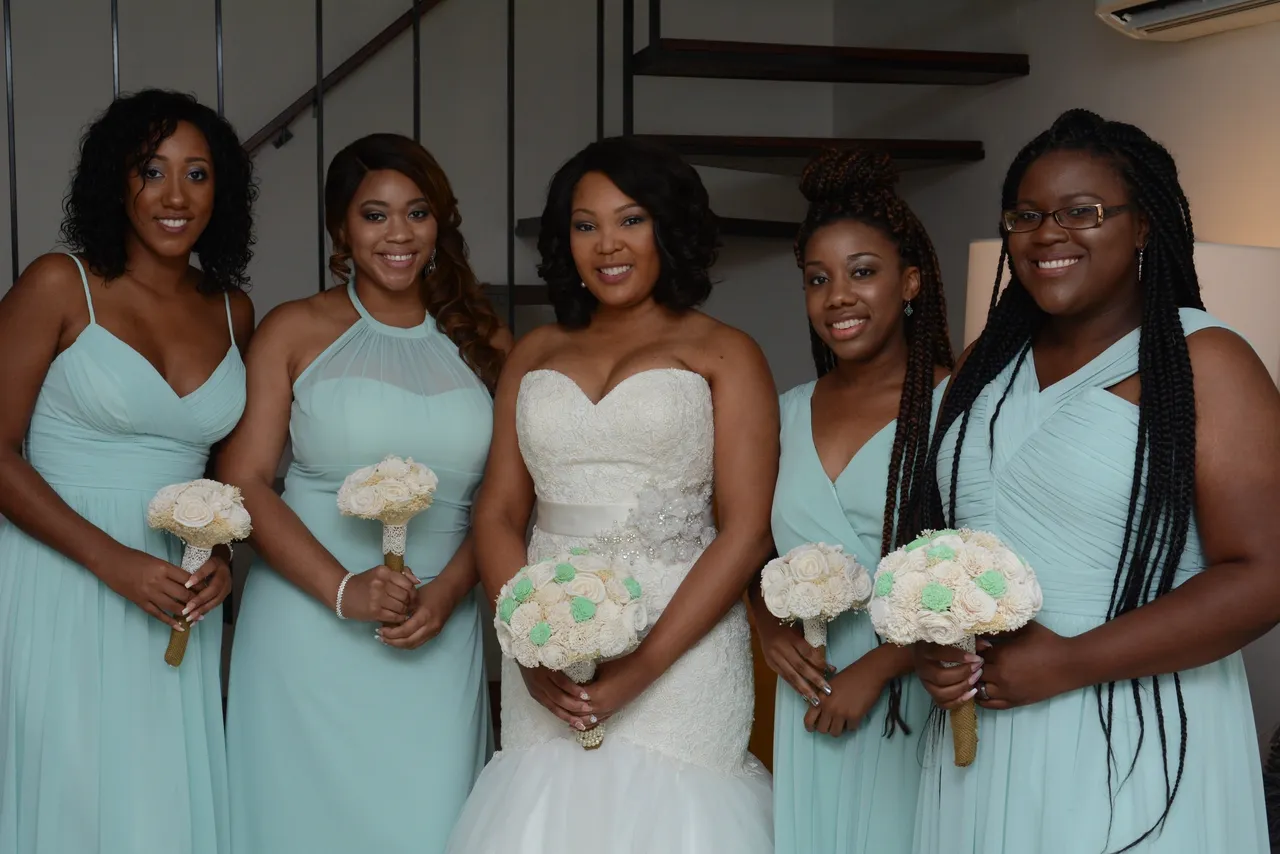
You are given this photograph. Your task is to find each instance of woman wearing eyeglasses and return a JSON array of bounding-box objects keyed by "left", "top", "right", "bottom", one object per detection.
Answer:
[{"left": 908, "top": 109, "right": 1275, "bottom": 853}]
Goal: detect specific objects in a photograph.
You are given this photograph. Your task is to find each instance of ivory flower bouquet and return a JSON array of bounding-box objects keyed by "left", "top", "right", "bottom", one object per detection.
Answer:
[
  {"left": 868, "top": 528, "right": 1042, "bottom": 766},
  {"left": 147, "top": 479, "right": 252, "bottom": 667},
  {"left": 760, "top": 542, "right": 873, "bottom": 649},
  {"left": 494, "top": 548, "right": 647, "bottom": 750},
  {"left": 336, "top": 455, "right": 438, "bottom": 573}
]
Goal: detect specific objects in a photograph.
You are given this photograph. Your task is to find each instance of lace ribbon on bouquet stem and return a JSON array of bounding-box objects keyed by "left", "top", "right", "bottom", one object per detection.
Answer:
[
  {"left": 163, "top": 545, "right": 212, "bottom": 667},
  {"left": 382, "top": 523, "right": 408, "bottom": 573},
  {"left": 565, "top": 660, "right": 604, "bottom": 750}
]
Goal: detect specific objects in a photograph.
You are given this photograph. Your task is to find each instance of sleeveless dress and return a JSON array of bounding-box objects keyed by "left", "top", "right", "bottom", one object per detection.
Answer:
[
  {"left": 446, "top": 368, "right": 773, "bottom": 853},
  {"left": 0, "top": 255, "right": 244, "bottom": 854},
  {"left": 770, "top": 379, "right": 945, "bottom": 854},
  {"left": 225, "top": 281, "right": 494, "bottom": 854},
  {"left": 914, "top": 309, "right": 1268, "bottom": 853}
]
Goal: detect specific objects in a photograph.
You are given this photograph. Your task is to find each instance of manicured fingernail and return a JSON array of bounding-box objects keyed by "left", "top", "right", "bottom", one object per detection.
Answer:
[
  {"left": 574, "top": 721, "right": 586, "bottom": 731},
  {"left": 809, "top": 695, "right": 820, "bottom": 707},
  {"left": 196, "top": 614, "right": 205, "bottom": 623},
  {"left": 580, "top": 692, "right": 590, "bottom": 701},
  {"left": 821, "top": 684, "right": 832, "bottom": 696},
  {"left": 174, "top": 623, "right": 185, "bottom": 632},
  {"left": 968, "top": 668, "right": 983, "bottom": 686},
  {"left": 186, "top": 613, "right": 197, "bottom": 623},
  {"left": 185, "top": 578, "right": 196, "bottom": 589},
  {"left": 961, "top": 688, "right": 977, "bottom": 701},
  {"left": 964, "top": 653, "right": 982, "bottom": 664},
  {"left": 181, "top": 604, "right": 192, "bottom": 616},
  {"left": 970, "top": 660, "right": 983, "bottom": 672},
  {"left": 826, "top": 665, "right": 837, "bottom": 675}
]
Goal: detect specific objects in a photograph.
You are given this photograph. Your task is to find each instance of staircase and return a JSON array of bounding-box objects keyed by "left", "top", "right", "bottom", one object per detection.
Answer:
[{"left": 498, "top": 0, "right": 1029, "bottom": 309}]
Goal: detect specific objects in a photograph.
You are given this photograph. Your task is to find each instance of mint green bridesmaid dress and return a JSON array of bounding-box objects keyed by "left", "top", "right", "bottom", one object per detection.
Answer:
[
  {"left": 0, "top": 255, "right": 244, "bottom": 854},
  {"left": 915, "top": 309, "right": 1267, "bottom": 853},
  {"left": 225, "top": 280, "right": 493, "bottom": 854},
  {"left": 770, "top": 379, "right": 945, "bottom": 854}
]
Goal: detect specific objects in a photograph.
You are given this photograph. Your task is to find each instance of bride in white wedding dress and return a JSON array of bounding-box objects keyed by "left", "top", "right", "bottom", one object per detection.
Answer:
[{"left": 446, "top": 138, "right": 779, "bottom": 853}]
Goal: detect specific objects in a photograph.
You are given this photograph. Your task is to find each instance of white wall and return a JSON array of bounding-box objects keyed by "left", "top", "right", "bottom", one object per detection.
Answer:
[{"left": 829, "top": 0, "right": 1280, "bottom": 742}]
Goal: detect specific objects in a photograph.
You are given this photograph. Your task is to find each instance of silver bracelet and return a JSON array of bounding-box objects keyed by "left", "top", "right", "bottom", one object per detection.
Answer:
[{"left": 335, "top": 572, "right": 355, "bottom": 620}]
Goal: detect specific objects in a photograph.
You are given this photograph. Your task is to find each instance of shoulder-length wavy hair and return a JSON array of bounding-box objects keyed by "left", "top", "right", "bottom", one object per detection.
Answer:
[
  {"left": 324, "top": 133, "right": 505, "bottom": 391},
  {"left": 60, "top": 88, "right": 256, "bottom": 293},
  {"left": 536, "top": 136, "right": 719, "bottom": 328}
]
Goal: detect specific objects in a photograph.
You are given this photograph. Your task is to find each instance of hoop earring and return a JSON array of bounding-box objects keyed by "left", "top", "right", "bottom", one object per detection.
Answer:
[{"left": 425, "top": 248, "right": 437, "bottom": 277}]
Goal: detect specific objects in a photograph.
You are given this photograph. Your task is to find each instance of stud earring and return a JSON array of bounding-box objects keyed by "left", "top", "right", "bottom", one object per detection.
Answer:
[
  {"left": 580, "top": 281, "right": 586, "bottom": 288},
  {"left": 904, "top": 302, "right": 914, "bottom": 317}
]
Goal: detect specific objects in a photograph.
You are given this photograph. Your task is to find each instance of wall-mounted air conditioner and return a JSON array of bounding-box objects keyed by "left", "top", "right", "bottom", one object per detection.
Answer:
[{"left": 1096, "top": 0, "right": 1280, "bottom": 41}]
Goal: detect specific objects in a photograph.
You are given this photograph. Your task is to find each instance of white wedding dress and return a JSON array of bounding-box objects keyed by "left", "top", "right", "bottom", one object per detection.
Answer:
[{"left": 446, "top": 367, "right": 772, "bottom": 853}]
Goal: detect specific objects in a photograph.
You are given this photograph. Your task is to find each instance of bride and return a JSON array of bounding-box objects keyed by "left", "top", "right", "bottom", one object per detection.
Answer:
[{"left": 446, "top": 137, "right": 778, "bottom": 852}]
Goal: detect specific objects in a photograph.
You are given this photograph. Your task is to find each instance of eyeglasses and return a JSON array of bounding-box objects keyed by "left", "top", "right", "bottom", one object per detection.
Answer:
[{"left": 1001, "top": 203, "right": 1130, "bottom": 234}]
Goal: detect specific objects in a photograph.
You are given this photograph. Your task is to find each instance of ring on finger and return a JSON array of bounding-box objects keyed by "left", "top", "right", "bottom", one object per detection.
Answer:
[{"left": 976, "top": 681, "right": 990, "bottom": 702}]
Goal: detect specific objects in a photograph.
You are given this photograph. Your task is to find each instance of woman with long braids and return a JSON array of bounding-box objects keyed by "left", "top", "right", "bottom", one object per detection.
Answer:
[
  {"left": 911, "top": 109, "right": 1276, "bottom": 853},
  {"left": 219, "top": 134, "right": 510, "bottom": 854},
  {"left": 751, "top": 148, "right": 952, "bottom": 854}
]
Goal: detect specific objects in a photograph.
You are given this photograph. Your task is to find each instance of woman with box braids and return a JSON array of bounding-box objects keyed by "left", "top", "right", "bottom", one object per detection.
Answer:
[
  {"left": 754, "top": 146, "right": 952, "bottom": 854},
  {"left": 910, "top": 109, "right": 1277, "bottom": 854}
]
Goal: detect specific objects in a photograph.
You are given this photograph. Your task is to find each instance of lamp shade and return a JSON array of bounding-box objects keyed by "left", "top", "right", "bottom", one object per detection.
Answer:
[{"left": 963, "top": 239, "right": 1280, "bottom": 384}]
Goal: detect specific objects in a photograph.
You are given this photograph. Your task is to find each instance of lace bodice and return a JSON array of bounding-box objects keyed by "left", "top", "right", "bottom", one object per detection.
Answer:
[{"left": 501, "top": 367, "right": 760, "bottom": 777}]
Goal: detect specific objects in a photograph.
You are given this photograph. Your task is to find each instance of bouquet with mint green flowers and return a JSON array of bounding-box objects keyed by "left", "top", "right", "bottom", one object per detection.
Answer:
[
  {"left": 869, "top": 528, "right": 1042, "bottom": 767},
  {"left": 494, "top": 548, "right": 647, "bottom": 749}
]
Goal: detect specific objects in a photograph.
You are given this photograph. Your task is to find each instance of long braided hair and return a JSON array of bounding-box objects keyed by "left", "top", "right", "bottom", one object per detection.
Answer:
[
  {"left": 795, "top": 147, "right": 953, "bottom": 737},
  {"left": 915, "top": 109, "right": 1203, "bottom": 851}
]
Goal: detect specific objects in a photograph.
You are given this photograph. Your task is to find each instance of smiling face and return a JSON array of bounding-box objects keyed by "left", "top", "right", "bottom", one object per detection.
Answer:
[
  {"left": 124, "top": 120, "right": 215, "bottom": 261},
  {"left": 803, "top": 218, "right": 920, "bottom": 366},
  {"left": 342, "top": 168, "right": 438, "bottom": 293},
  {"left": 568, "top": 171, "right": 661, "bottom": 308},
  {"left": 1006, "top": 149, "right": 1148, "bottom": 321}
]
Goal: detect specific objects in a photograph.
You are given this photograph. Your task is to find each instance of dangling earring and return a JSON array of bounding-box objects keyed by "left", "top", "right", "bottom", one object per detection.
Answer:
[
  {"left": 1137, "top": 247, "right": 1144, "bottom": 283},
  {"left": 425, "top": 248, "right": 437, "bottom": 277},
  {"left": 903, "top": 301, "right": 914, "bottom": 317}
]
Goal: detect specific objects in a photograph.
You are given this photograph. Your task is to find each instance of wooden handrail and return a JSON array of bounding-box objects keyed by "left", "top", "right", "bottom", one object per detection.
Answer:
[{"left": 242, "top": 0, "right": 447, "bottom": 155}]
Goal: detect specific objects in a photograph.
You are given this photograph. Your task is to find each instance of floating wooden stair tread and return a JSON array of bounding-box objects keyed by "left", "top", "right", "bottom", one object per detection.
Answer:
[
  {"left": 632, "top": 39, "right": 1029, "bottom": 86},
  {"left": 637, "top": 134, "right": 983, "bottom": 175},
  {"left": 483, "top": 284, "right": 550, "bottom": 306},
  {"left": 515, "top": 216, "right": 797, "bottom": 241}
]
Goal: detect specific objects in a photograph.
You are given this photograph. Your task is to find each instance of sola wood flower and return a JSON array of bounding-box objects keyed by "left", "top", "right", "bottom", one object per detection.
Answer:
[
  {"left": 147, "top": 479, "right": 252, "bottom": 667},
  {"left": 760, "top": 542, "right": 872, "bottom": 649},
  {"left": 336, "top": 455, "right": 438, "bottom": 573},
  {"left": 869, "top": 528, "right": 1043, "bottom": 766},
  {"left": 494, "top": 548, "right": 646, "bottom": 750}
]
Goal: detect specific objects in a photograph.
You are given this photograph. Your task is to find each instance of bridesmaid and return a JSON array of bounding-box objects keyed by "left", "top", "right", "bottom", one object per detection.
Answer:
[
  {"left": 0, "top": 90, "right": 255, "bottom": 854},
  {"left": 220, "top": 133, "right": 511, "bottom": 854},
  {"left": 912, "top": 109, "right": 1276, "bottom": 853},
  {"left": 751, "top": 148, "right": 951, "bottom": 854}
]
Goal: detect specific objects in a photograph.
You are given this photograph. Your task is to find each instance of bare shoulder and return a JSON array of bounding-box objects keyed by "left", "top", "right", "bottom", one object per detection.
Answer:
[
  {"left": 247, "top": 291, "right": 343, "bottom": 359},
  {"left": 227, "top": 288, "right": 256, "bottom": 345},
  {"left": 686, "top": 313, "right": 771, "bottom": 381},
  {"left": 2, "top": 253, "right": 90, "bottom": 314},
  {"left": 1186, "top": 324, "right": 1279, "bottom": 412},
  {"left": 504, "top": 322, "right": 565, "bottom": 374}
]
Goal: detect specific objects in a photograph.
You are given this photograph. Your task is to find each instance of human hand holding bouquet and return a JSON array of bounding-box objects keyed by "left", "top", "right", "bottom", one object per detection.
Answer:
[
  {"left": 868, "top": 528, "right": 1042, "bottom": 766},
  {"left": 337, "top": 455, "right": 438, "bottom": 574},
  {"left": 760, "top": 542, "right": 873, "bottom": 650},
  {"left": 494, "top": 548, "right": 646, "bottom": 749},
  {"left": 147, "top": 479, "right": 252, "bottom": 667}
]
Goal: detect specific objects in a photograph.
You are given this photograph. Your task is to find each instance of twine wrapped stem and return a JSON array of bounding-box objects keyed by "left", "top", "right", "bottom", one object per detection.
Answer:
[{"left": 164, "top": 544, "right": 211, "bottom": 667}]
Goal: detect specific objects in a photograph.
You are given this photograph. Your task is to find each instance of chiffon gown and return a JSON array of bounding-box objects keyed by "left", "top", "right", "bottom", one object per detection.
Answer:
[
  {"left": 915, "top": 309, "right": 1268, "bottom": 853},
  {"left": 225, "top": 281, "right": 494, "bottom": 854},
  {"left": 770, "top": 379, "right": 945, "bottom": 854},
  {"left": 0, "top": 254, "right": 244, "bottom": 854}
]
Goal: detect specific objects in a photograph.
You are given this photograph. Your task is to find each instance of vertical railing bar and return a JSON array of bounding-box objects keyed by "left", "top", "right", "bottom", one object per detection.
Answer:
[{"left": 315, "top": 0, "right": 326, "bottom": 292}]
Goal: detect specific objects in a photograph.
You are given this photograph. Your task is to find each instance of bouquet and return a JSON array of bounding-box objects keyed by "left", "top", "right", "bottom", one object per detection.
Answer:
[
  {"left": 147, "top": 479, "right": 252, "bottom": 667},
  {"left": 869, "top": 528, "right": 1042, "bottom": 766},
  {"left": 760, "top": 542, "right": 873, "bottom": 649},
  {"left": 494, "top": 548, "right": 646, "bottom": 750},
  {"left": 336, "top": 455, "right": 438, "bottom": 574}
]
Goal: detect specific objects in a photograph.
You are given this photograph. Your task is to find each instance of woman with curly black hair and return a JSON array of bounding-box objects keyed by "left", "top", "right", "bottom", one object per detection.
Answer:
[
  {"left": 448, "top": 136, "right": 778, "bottom": 853},
  {"left": 754, "top": 147, "right": 952, "bottom": 854},
  {"left": 218, "top": 133, "right": 511, "bottom": 854},
  {"left": 0, "top": 89, "right": 255, "bottom": 854},
  {"left": 910, "top": 109, "right": 1276, "bottom": 853}
]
